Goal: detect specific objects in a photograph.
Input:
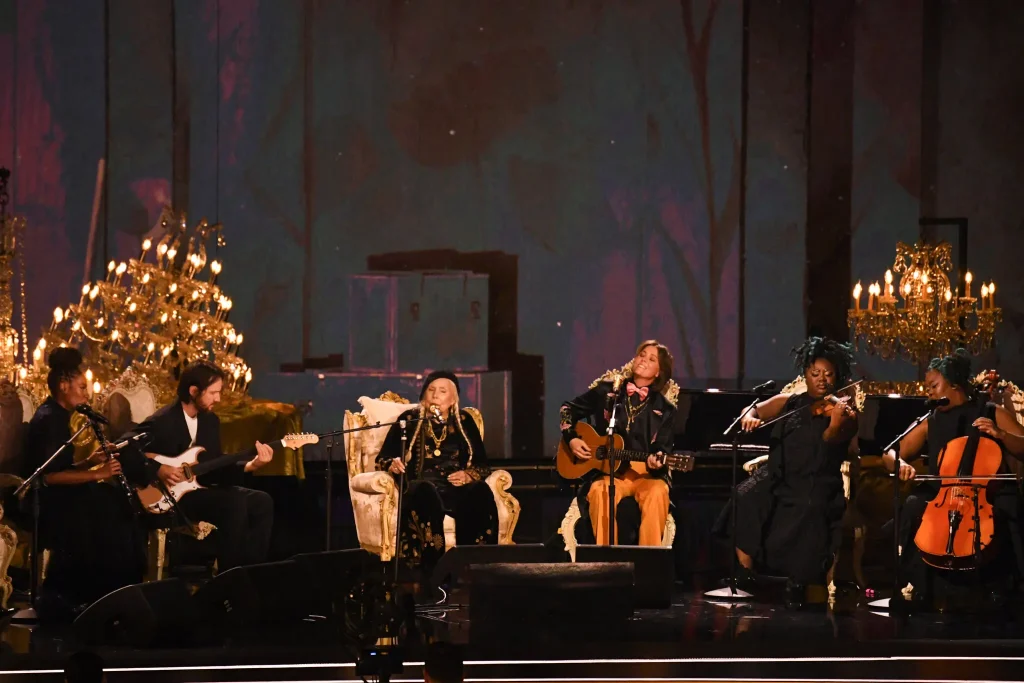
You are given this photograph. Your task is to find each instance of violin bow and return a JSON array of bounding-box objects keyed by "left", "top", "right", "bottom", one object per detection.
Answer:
[{"left": 754, "top": 379, "right": 864, "bottom": 431}]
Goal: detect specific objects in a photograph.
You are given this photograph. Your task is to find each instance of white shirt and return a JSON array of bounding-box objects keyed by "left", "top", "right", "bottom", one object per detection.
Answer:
[{"left": 183, "top": 406, "right": 199, "bottom": 447}]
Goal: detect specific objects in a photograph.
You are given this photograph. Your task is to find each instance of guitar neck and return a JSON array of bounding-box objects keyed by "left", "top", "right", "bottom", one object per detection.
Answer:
[
  {"left": 191, "top": 438, "right": 285, "bottom": 477},
  {"left": 602, "top": 448, "right": 655, "bottom": 464}
]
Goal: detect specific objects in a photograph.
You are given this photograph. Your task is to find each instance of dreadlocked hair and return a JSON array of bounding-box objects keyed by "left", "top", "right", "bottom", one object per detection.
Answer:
[
  {"left": 791, "top": 336, "right": 855, "bottom": 386},
  {"left": 928, "top": 348, "right": 973, "bottom": 392}
]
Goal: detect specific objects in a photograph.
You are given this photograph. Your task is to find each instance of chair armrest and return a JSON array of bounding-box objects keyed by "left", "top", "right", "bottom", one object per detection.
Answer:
[
  {"left": 485, "top": 469, "right": 512, "bottom": 492},
  {"left": 351, "top": 470, "right": 396, "bottom": 496},
  {"left": 485, "top": 469, "right": 520, "bottom": 544},
  {"left": 743, "top": 454, "right": 769, "bottom": 473}
]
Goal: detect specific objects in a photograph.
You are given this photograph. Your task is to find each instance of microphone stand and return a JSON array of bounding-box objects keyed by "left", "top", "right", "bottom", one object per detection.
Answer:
[
  {"left": 12, "top": 422, "right": 92, "bottom": 622},
  {"left": 704, "top": 394, "right": 761, "bottom": 600},
  {"left": 325, "top": 436, "right": 334, "bottom": 551},
  {"left": 605, "top": 384, "right": 624, "bottom": 547},
  {"left": 869, "top": 408, "right": 930, "bottom": 611},
  {"left": 317, "top": 413, "right": 426, "bottom": 582}
]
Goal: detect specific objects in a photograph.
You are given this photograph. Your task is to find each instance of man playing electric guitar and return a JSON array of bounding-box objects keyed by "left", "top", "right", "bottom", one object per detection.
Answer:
[
  {"left": 559, "top": 341, "right": 679, "bottom": 546},
  {"left": 122, "top": 361, "right": 275, "bottom": 571}
]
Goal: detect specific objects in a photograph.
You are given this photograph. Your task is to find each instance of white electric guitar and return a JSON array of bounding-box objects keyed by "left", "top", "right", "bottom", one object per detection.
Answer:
[{"left": 135, "top": 433, "right": 319, "bottom": 514}]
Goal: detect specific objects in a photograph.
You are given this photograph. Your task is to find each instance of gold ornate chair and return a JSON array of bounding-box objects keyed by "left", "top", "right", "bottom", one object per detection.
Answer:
[{"left": 344, "top": 392, "right": 520, "bottom": 561}]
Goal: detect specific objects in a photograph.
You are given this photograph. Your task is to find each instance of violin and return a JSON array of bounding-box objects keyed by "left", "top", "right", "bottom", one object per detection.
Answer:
[
  {"left": 809, "top": 393, "right": 857, "bottom": 418},
  {"left": 914, "top": 406, "right": 1001, "bottom": 570}
]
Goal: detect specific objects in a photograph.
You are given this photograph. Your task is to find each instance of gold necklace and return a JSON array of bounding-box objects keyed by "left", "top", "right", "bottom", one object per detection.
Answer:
[
  {"left": 624, "top": 396, "right": 648, "bottom": 429},
  {"left": 426, "top": 420, "right": 448, "bottom": 457}
]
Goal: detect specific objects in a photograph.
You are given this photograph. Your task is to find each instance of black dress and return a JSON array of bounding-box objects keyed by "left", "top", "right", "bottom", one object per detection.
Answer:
[
  {"left": 22, "top": 397, "right": 148, "bottom": 608},
  {"left": 722, "top": 393, "right": 851, "bottom": 584},
  {"left": 376, "top": 408, "right": 498, "bottom": 576}
]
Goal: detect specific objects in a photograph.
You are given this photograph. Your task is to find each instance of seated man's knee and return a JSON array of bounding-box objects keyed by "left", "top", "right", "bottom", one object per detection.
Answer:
[{"left": 249, "top": 490, "right": 274, "bottom": 518}]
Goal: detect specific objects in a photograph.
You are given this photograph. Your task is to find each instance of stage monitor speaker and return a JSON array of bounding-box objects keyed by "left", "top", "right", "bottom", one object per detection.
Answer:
[
  {"left": 468, "top": 562, "right": 633, "bottom": 642},
  {"left": 194, "top": 559, "right": 313, "bottom": 628},
  {"left": 290, "top": 548, "right": 380, "bottom": 614},
  {"left": 73, "top": 578, "right": 197, "bottom": 647},
  {"left": 431, "top": 543, "right": 564, "bottom": 588},
  {"left": 575, "top": 545, "right": 674, "bottom": 609}
]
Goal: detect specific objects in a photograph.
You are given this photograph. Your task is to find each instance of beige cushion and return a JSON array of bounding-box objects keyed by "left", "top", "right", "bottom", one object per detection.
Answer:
[{"left": 356, "top": 396, "right": 414, "bottom": 470}]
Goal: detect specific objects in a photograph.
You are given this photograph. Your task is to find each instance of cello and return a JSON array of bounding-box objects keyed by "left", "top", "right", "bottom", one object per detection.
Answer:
[{"left": 913, "top": 404, "right": 1003, "bottom": 570}]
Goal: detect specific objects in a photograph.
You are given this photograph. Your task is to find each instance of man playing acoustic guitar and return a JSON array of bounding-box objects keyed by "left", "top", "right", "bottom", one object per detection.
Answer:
[{"left": 560, "top": 340, "right": 678, "bottom": 546}]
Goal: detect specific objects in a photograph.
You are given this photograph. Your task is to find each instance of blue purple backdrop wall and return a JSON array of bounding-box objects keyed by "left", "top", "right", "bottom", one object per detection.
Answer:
[{"left": 2, "top": 0, "right": 1022, "bottom": 454}]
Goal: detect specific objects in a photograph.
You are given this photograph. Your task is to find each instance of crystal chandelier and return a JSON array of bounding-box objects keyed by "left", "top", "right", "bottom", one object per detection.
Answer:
[
  {"left": 18, "top": 207, "right": 252, "bottom": 406},
  {"left": 848, "top": 241, "right": 1001, "bottom": 366},
  {"left": 0, "top": 170, "right": 24, "bottom": 385}
]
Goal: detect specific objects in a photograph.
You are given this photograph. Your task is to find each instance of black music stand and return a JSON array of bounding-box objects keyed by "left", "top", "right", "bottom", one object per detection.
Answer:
[{"left": 703, "top": 394, "right": 761, "bottom": 599}]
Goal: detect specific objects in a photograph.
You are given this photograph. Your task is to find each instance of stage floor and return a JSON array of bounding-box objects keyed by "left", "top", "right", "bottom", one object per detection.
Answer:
[{"left": 3, "top": 585, "right": 1024, "bottom": 682}]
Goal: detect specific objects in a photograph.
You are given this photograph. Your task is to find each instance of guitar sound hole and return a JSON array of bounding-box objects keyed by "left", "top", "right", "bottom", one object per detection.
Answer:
[{"left": 595, "top": 448, "right": 607, "bottom": 460}]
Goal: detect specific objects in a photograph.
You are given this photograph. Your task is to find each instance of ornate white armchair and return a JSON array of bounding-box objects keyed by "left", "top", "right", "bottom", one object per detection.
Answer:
[
  {"left": 344, "top": 392, "right": 520, "bottom": 561},
  {"left": 99, "top": 366, "right": 159, "bottom": 437},
  {"left": 559, "top": 498, "right": 676, "bottom": 562}
]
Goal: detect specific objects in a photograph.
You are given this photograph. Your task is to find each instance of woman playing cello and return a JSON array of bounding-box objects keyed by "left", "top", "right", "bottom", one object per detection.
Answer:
[{"left": 883, "top": 349, "right": 1024, "bottom": 607}]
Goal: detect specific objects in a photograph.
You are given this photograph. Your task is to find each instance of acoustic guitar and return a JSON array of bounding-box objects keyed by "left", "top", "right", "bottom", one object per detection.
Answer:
[
  {"left": 136, "top": 433, "right": 319, "bottom": 514},
  {"left": 556, "top": 422, "right": 695, "bottom": 480}
]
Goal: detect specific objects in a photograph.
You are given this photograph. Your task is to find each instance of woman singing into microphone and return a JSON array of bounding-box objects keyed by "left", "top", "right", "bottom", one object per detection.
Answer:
[
  {"left": 714, "top": 337, "right": 858, "bottom": 605},
  {"left": 377, "top": 371, "right": 498, "bottom": 580}
]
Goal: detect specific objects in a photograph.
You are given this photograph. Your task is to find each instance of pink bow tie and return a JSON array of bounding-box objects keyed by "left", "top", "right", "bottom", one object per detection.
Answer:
[{"left": 626, "top": 382, "right": 649, "bottom": 400}]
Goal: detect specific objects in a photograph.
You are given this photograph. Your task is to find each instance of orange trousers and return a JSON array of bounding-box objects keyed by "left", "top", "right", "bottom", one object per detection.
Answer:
[{"left": 587, "top": 470, "right": 670, "bottom": 546}]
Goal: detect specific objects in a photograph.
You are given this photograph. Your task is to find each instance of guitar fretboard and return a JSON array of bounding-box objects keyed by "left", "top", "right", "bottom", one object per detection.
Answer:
[{"left": 595, "top": 447, "right": 652, "bottom": 463}]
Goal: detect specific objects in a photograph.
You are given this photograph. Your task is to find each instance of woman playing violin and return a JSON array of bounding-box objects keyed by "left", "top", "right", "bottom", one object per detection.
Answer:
[
  {"left": 882, "top": 350, "right": 1024, "bottom": 606},
  {"left": 715, "top": 337, "right": 858, "bottom": 605}
]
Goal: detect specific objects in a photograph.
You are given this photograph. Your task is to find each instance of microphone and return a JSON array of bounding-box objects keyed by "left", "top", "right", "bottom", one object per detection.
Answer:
[
  {"left": 75, "top": 403, "right": 109, "bottom": 425},
  {"left": 429, "top": 404, "right": 444, "bottom": 421},
  {"left": 751, "top": 380, "right": 776, "bottom": 395},
  {"left": 925, "top": 397, "right": 951, "bottom": 409},
  {"left": 111, "top": 432, "right": 149, "bottom": 450}
]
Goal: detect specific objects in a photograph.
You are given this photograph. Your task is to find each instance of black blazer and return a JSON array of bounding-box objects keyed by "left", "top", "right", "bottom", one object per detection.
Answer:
[{"left": 125, "top": 403, "right": 240, "bottom": 488}]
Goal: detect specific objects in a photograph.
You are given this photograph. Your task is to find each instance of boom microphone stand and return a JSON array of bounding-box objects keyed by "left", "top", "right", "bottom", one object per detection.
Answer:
[
  {"left": 12, "top": 422, "right": 92, "bottom": 621},
  {"left": 868, "top": 409, "right": 930, "bottom": 610},
  {"left": 704, "top": 381, "right": 775, "bottom": 599},
  {"left": 318, "top": 413, "right": 426, "bottom": 582}
]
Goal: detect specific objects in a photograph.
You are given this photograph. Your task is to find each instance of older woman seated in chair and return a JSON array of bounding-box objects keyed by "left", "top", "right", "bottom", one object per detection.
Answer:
[{"left": 377, "top": 371, "right": 498, "bottom": 579}]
